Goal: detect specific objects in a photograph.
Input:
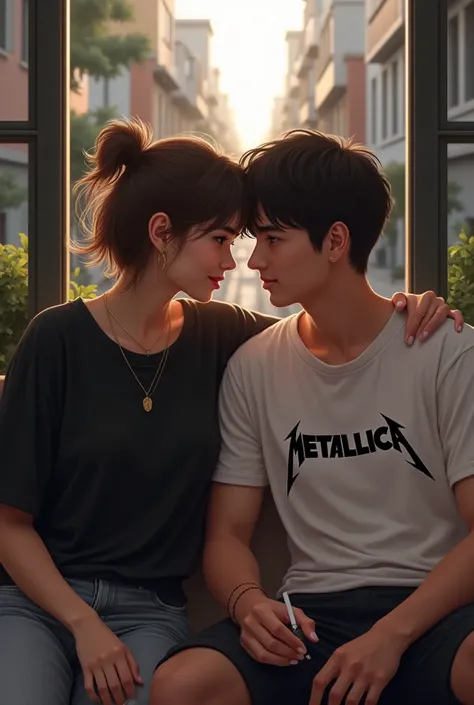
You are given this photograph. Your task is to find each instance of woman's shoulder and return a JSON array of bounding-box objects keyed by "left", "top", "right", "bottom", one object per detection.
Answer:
[
  {"left": 181, "top": 298, "right": 278, "bottom": 329},
  {"left": 17, "top": 299, "right": 87, "bottom": 350},
  {"left": 179, "top": 298, "right": 279, "bottom": 356}
]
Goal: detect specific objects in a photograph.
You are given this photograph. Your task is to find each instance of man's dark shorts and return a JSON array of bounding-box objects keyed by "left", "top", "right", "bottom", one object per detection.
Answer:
[{"left": 161, "top": 586, "right": 474, "bottom": 705}]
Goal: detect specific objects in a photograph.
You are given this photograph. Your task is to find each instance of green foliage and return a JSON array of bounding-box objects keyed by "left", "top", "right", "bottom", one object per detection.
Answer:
[
  {"left": 0, "top": 235, "right": 97, "bottom": 374},
  {"left": 69, "top": 266, "right": 98, "bottom": 301},
  {"left": 0, "top": 234, "right": 29, "bottom": 374},
  {"left": 70, "top": 0, "right": 150, "bottom": 91},
  {"left": 0, "top": 173, "right": 28, "bottom": 212},
  {"left": 448, "top": 230, "right": 474, "bottom": 326},
  {"left": 69, "top": 0, "right": 150, "bottom": 198}
]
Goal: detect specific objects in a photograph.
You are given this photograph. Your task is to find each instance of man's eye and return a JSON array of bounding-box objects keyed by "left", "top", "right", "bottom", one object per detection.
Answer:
[
  {"left": 214, "top": 236, "right": 226, "bottom": 245},
  {"left": 268, "top": 236, "right": 279, "bottom": 244}
]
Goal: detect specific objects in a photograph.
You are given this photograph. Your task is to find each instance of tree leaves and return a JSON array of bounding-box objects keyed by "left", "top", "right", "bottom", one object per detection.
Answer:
[
  {"left": 447, "top": 231, "right": 474, "bottom": 325},
  {"left": 0, "top": 235, "right": 97, "bottom": 374},
  {"left": 70, "top": 0, "right": 150, "bottom": 90}
]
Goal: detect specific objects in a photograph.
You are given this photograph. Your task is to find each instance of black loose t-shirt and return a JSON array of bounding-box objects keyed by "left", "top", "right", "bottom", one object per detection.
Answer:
[{"left": 0, "top": 298, "right": 277, "bottom": 601}]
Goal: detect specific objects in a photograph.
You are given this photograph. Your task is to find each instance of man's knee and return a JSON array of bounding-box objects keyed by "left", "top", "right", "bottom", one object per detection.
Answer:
[
  {"left": 451, "top": 631, "right": 474, "bottom": 705},
  {"left": 150, "top": 648, "right": 250, "bottom": 705}
]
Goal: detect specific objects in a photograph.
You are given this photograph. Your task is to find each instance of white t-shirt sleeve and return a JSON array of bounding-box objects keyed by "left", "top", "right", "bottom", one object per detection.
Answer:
[
  {"left": 438, "top": 346, "right": 474, "bottom": 487},
  {"left": 213, "top": 357, "right": 268, "bottom": 487}
]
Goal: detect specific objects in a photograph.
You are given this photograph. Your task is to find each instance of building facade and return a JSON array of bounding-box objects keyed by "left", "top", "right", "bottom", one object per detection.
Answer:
[
  {"left": 366, "top": 0, "right": 474, "bottom": 272},
  {"left": 271, "top": 0, "right": 366, "bottom": 144},
  {"left": 0, "top": 0, "right": 240, "bottom": 256},
  {"left": 0, "top": 0, "right": 29, "bottom": 245}
]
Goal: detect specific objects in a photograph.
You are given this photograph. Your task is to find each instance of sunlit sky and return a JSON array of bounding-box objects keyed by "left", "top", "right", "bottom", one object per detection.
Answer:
[{"left": 175, "top": 0, "right": 304, "bottom": 151}]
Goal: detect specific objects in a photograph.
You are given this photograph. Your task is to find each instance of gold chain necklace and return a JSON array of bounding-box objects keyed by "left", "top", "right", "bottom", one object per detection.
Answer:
[
  {"left": 104, "top": 293, "right": 169, "bottom": 356},
  {"left": 104, "top": 297, "right": 171, "bottom": 412}
]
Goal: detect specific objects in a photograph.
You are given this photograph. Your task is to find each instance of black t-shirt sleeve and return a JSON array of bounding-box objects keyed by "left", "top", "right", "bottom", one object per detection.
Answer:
[
  {"left": 226, "top": 304, "right": 279, "bottom": 349},
  {"left": 0, "top": 310, "right": 64, "bottom": 517},
  {"left": 200, "top": 301, "right": 280, "bottom": 365}
]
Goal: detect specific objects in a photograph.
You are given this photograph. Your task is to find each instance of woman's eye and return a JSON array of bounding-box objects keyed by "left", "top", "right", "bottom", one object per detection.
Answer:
[
  {"left": 214, "top": 236, "right": 226, "bottom": 245},
  {"left": 268, "top": 236, "right": 279, "bottom": 244}
]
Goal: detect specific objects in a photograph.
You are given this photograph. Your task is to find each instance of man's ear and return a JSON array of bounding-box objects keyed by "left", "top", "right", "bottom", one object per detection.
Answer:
[{"left": 326, "top": 221, "right": 350, "bottom": 263}]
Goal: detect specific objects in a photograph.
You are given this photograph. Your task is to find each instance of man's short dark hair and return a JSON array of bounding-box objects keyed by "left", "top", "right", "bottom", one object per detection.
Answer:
[{"left": 240, "top": 130, "right": 393, "bottom": 274}]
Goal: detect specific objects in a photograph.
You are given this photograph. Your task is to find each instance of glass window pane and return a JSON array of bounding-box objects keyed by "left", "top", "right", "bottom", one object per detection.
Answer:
[
  {"left": 391, "top": 59, "right": 398, "bottom": 136},
  {"left": 0, "top": 142, "right": 28, "bottom": 375},
  {"left": 365, "top": 6, "right": 406, "bottom": 297},
  {"left": 465, "top": 1, "right": 474, "bottom": 103},
  {"left": 367, "top": 155, "right": 406, "bottom": 297},
  {"left": 0, "top": 0, "right": 29, "bottom": 120},
  {"left": 447, "top": 142, "right": 474, "bottom": 326},
  {"left": 447, "top": 1, "right": 474, "bottom": 120},
  {"left": 381, "top": 68, "right": 388, "bottom": 141}
]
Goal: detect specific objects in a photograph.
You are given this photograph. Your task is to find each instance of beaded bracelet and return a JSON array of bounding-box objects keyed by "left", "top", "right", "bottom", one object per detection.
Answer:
[
  {"left": 230, "top": 585, "right": 267, "bottom": 624},
  {"left": 226, "top": 581, "right": 261, "bottom": 617}
]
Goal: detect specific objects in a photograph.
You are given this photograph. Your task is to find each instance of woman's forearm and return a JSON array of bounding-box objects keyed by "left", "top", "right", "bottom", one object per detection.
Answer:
[{"left": 0, "top": 520, "right": 98, "bottom": 635}]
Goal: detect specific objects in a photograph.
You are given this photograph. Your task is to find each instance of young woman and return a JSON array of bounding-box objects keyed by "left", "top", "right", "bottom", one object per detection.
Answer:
[{"left": 0, "top": 118, "right": 462, "bottom": 705}]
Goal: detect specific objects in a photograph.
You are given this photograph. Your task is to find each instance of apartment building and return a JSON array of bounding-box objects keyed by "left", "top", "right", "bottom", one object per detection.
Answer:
[
  {"left": 88, "top": 0, "right": 198, "bottom": 139},
  {"left": 88, "top": 9, "right": 238, "bottom": 153},
  {"left": 175, "top": 19, "right": 239, "bottom": 154},
  {"left": 0, "top": 0, "right": 28, "bottom": 245},
  {"left": 295, "top": 0, "right": 321, "bottom": 129},
  {"left": 279, "top": 30, "right": 303, "bottom": 134},
  {"left": 272, "top": 0, "right": 366, "bottom": 144},
  {"left": 366, "top": 0, "right": 474, "bottom": 269},
  {"left": 315, "top": 0, "right": 366, "bottom": 141}
]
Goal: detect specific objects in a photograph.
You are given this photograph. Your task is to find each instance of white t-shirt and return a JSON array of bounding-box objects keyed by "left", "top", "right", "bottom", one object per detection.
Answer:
[{"left": 213, "top": 310, "right": 474, "bottom": 595}]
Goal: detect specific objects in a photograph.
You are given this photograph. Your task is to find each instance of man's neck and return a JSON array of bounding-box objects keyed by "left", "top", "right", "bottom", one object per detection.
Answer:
[{"left": 299, "top": 274, "right": 395, "bottom": 365}]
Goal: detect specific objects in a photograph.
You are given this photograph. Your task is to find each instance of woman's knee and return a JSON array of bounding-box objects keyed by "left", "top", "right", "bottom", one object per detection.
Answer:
[{"left": 150, "top": 648, "right": 250, "bottom": 705}]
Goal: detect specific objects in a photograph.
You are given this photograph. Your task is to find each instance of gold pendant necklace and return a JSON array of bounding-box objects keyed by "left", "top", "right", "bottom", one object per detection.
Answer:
[
  {"left": 104, "top": 296, "right": 171, "bottom": 411},
  {"left": 104, "top": 294, "right": 169, "bottom": 356}
]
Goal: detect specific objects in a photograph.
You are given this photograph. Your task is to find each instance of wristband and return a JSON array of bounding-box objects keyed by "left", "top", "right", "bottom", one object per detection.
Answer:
[
  {"left": 226, "top": 581, "right": 261, "bottom": 617},
  {"left": 230, "top": 585, "right": 266, "bottom": 624}
]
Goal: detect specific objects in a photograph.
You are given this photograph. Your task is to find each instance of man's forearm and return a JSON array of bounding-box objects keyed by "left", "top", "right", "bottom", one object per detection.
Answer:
[
  {"left": 374, "top": 531, "right": 474, "bottom": 647},
  {"left": 203, "top": 535, "right": 266, "bottom": 617}
]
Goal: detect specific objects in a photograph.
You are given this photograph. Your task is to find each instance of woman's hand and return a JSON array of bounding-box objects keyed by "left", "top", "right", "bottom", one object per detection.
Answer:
[
  {"left": 73, "top": 613, "right": 143, "bottom": 705},
  {"left": 391, "top": 291, "right": 464, "bottom": 345}
]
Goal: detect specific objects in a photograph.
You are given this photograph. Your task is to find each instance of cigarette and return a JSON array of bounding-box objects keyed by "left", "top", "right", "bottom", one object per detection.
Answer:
[
  {"left": 282, "top": 591, "right": 311, "bottom": 660},
  {"left": 283, "top": 591, "right": 297, "bottom": 629}
]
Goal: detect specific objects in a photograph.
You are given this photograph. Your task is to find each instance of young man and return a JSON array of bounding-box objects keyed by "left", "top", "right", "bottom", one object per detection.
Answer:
[{"left": 150, "top": 131, "right": 474, "bottom": 705}]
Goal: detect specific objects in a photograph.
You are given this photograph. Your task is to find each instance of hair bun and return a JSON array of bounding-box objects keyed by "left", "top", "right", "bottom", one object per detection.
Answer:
[{"left": 90, "top": 117, "right": 154, "bottom": 180}]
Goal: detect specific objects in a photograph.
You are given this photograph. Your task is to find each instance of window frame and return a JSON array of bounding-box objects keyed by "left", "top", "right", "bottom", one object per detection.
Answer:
[
  {"left": 0, "top": 0, "right": 11, "bottom": 53},
  {"left": 21, "top": 0, "right": 28, "bottom": 64},
  {"left": 0, "top": 0, "right": 69, "bottom": 319},
  {"left": 406, "top": 0, "right": 474, "bottom": 295}
]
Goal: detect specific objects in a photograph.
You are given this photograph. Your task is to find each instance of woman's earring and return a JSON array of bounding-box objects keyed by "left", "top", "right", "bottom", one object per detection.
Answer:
[{"left": 159, "top": 251, "right": 167, "bottom": 271}]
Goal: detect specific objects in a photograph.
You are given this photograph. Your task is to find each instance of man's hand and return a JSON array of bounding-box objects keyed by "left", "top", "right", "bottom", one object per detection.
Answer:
[
  {"left": 236, "top": 594, "right": 318, "bottom": 667},
  {"left": 309, "top": 626, "right": 406, "bottom": 705},
  {"left": 391, "top": 290, "right": 464, "bottom": 345}
]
